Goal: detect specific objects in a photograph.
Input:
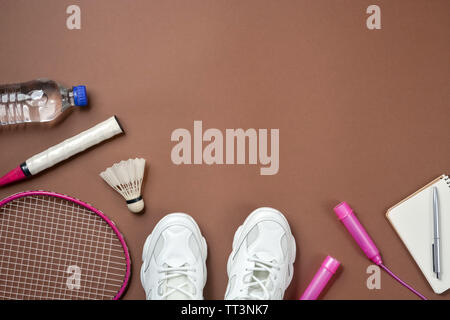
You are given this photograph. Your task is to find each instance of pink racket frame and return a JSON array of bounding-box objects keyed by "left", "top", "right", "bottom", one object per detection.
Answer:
[{"left": 0, "top": 191, "right": 131, "bottom": 300}]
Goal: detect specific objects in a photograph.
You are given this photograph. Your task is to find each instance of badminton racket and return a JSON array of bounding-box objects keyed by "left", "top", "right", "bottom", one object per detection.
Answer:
[{"left": 0, "top": 191, "right": 131, "bottom": 300}]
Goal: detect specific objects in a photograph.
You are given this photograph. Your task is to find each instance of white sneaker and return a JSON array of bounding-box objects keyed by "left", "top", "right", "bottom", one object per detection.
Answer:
[
  {"left": 140, "top": 213, "right": 207, "bottom": 300},
  {"left": 225, "top": 207, "right": 296, "bottom": 300}
]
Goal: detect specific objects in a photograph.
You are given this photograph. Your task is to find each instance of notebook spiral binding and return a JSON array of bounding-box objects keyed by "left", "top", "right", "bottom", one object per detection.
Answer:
[{"left": 444, "top": 175, "right": 450, "bottom": 186}]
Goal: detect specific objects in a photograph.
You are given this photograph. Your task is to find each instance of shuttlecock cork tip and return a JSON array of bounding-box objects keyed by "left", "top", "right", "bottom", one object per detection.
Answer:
[{"left": 127, "top": 198, "right": 144, "bottom": 213}]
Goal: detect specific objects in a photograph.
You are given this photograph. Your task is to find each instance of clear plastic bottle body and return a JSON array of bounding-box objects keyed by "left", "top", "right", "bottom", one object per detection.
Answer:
[{"left": 0, "top": 79, "right": 85, "bottom": 125}]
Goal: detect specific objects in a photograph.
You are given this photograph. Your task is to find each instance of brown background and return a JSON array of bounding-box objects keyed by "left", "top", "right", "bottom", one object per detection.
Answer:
[{"left": 0, "top": 0, "right": 449, "bottom": 300}]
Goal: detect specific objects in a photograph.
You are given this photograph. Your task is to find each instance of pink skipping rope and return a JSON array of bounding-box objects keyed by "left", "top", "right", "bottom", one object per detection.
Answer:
[
  {"left": 300, "top": 256, "right": 341, "bottom": 300},
  {"left": 334, "top": 202, "right": 427, "bottom": 300}
]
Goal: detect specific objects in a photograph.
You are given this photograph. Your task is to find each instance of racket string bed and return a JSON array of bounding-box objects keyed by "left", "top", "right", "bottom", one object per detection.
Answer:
[{"left": 0, "top": 193, "right": 130, "bottom": 300}]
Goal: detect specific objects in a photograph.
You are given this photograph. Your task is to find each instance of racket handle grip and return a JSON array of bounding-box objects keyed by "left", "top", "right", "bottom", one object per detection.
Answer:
[{"left": 26, "top": 116, "right": 123, "bottom": 175}]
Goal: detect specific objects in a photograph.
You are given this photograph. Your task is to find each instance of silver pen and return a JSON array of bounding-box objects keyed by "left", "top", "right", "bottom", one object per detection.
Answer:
[{"left": 432, "top": 186, "right": 441, "bottom": 279}]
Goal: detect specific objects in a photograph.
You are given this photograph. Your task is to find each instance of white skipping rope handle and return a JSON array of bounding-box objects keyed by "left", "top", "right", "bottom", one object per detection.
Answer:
[{"left": 26, "top": 116, "right": 123, "bottom": 175}]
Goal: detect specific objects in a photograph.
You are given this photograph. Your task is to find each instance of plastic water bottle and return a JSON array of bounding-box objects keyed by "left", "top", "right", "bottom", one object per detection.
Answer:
[{"left": 0, "top": 79, "right": 87, "bottom": 125}]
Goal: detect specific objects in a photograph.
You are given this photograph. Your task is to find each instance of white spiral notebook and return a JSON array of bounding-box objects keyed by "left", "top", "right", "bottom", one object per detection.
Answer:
[{"left": 387, "top": 175, "right": 450, "bottom": 294}]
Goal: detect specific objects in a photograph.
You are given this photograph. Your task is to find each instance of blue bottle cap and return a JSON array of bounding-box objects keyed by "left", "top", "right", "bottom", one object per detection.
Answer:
[{"left": 73, "top": 85, "right": 88, "bottom": 106}]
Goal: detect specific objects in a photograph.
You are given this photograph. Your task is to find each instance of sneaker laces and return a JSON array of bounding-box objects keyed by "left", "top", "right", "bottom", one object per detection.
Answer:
[
  {"left": 237, "top": 257, "right": 280, "bottom": 300},
  {"left": 158, "top": 265, "right": 197, "bottom": 300}
]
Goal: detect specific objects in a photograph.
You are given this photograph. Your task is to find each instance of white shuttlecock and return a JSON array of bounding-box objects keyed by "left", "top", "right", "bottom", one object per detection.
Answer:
[{"left": 100, "top": 158, "right": 146, "bottom": 213}]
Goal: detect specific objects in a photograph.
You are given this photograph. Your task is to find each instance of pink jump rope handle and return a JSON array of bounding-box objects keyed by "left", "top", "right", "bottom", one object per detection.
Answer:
[
  {"left": 333, "top": 202, "right": 427, "bottom": 300},
  {"left": 300, "top": 256, "right": 340, "bottom": 300},
  {"left": 334, "top": 202, "right": 382, "bottom": 265}
]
